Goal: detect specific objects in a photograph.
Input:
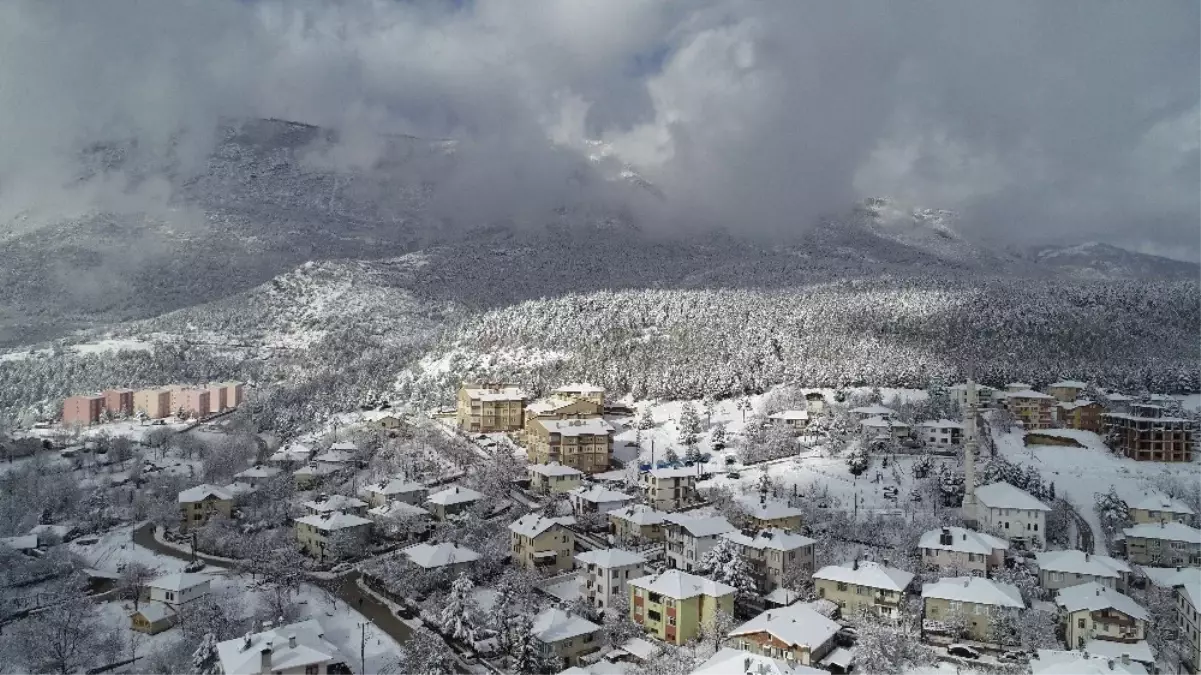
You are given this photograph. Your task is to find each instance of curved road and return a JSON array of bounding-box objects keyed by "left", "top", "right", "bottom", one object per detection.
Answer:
[{"left": 131, "top": 524, "right": 412, "bottom": 643}]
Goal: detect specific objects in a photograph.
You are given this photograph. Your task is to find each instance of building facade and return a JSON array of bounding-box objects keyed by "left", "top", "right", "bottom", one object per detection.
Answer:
[
  {"left": 1001, "top": 390, "right": 1057, "bottom": 429},
  {"left": 526, "top": 418, "right": 614, "bottom": 474},
  {"left": 294, "top": 512, "right": 372, "bottom": 561},
  {"left": 178, "top": 484, "right": 233, "bottom": 531},
  {"left": 640, "top": 468, "right": 700, "bottom": 511},
  {"left": 662, "top": 514, "right": 735, "bottom": 573},
  {"left": 629, "top": 570, "right": 735, "bottom": 645},
  {"left": 721, "top": 528, "right": 816, "bottom": 593},
  {"left": 509, "top": 514, "right": 575, "bottom": 573},
  {"left": 62, "top": 395, "right": 104, "bottom": 427},
  {"left": 608, "top": 505, "right": 667, "bottom": 543},
  {"left": 134, "top": 388, "right": 173, "bottom": 419},
  {"left": 576, "top": 548, "right": 646, "bottom": 612},
  {"left": 103, "top": 389, "right": 135, "bottom": 417},
  {"left": 921, "top": 577, "right": 1024, "bottom": 642},
  {"left": 456, "top": 382, "right": 528, "bottom": 433},
  {"left": 1035, "top": 550, "right": 1131, "bottom": 593},
  {"left": 1058, "top": 400, "right": 1105, "bottom": 433},
  {"left": 918, "top": 527, "right": 1008, "bottom": 576},
  {"left": 918, "top": 420, "right": 964, "bottom": 447},
  {"left": 727, "top": 603, "right": 839, "bottom": 666},
  {"left": 1056, "top": 582, "right": 1147, "bottom": 650},
  {"left": 1128, "top": 491, "right": 1195, "bottom": 525},
  {"left": 1122, "top": 522, "right": 1201, "bottom": 566},
  {"left": 527, "top": 463, "right": 585, "bottom": 494},
  {"left": 972, "top": 482, "right": 1051, "bottom": 549},
  {"left": 1102, "top": 404, "right": 1194, "bottom": 462},
  {"left": 1046, "top": 381, "right": 1088, "bottom": 403},
  {"left": 813, "top": 561, "right": 914, "bottom": 620}
]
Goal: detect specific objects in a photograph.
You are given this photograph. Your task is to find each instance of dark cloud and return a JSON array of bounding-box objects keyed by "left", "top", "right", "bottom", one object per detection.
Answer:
[{"left": 0, "top": 0, "right": 1196, "bottom": 259}]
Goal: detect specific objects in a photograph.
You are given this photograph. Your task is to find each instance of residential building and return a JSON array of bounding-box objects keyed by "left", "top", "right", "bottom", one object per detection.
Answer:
[
  {"left": 640, "top": 467, "right": 700, "bottom": 511},
  {"left": 102, "top": 388, "right": 135, "bottom": 417},
  {"left": 917, "top": 420, "right": 964, "bottom": 447},
  {"left": 736, "top": 494, "right": 804, "bottom": 531},
  {"left": 1079, "top": 639, "right": 1157, "bottom": 672},
  {"left": 609, "top": 504, "right": 668, "bottom": 543},
  {"left": 721, "top": 528, "right": 816, "bottom": 593},
  {"left": 629, "top": 570, "right": 736, "bottom": 645},
  {"left": 812, "top": 561, "right": 914, "bottom": 620},
  {"left": 1030, "top": 650, "right": 1147, "bottom": 675},
  {"left": 690, "top": 649, "right": 826, "bottom": 675},
  {"left": 971, "top": 482, "right": 1051, "bottom": 548},
  {"left": 146, "top": 573, "right": 211, "bottom": 607},
  {"left": 860, "top": 416, "right": 911, "bottom": 441},
  {"left": 849, "top": 405, "right": 896, "bottom": 420},
  {"left": 456, "top": 382, "right": 528, "bottom": 432},
  {"left": 401, "top": 542, "right": 480, "bottom": 575},
  {"left": 231, "top": 465, "right": 282, "bottom": 489},
  {"left": 1001, "top": 389, "right": 1057, "bottom": 429},
  {"left": 216, "top": 618, "right": 349, "bottom": 675},
  {"left": 1058, "top": 400, "right": 1105, "bottom": 433},
  {"left": 359, "top": 477, "right": 428, "bottom": 507},
  {"left": 268, "top": 443, "right": 313, "bottom": 466},
  {"left": 1, "top": 535, "right": 37, "bottom": 552},
  {"left": 292, "top": 463, "right": 337, "bottom": 490},
  {"left": 1144, "top": 566, "right": 1201, "bottom": 675},
  {"left": 294, "top": 511, "right": 372, "bottom": 561},
  {"left": 1122, "top": 522, "right": 1201, "bottom": 566},
  {"left": 576, "top": 548, "right": 647, "bottom": 612},
  {"left": 553, "top": 383, "right": 606, "bottom": 406},
  {"left": 1005, "top": 382, "right": 1034, "bottom": 392},
  {"left": 663, "top": 513, "right": 736, "bottom": 573},
  {"left": 527, "top": 462, "right": 585, "bottom": 495},
  {"left": 130, "top": 602, "right": 178, "bottom": 635},
  {"left": 918, "top": 527, "right": 1008, "bottom": 575},
  {"left": 804, "top": 392, "right": 826, "bottom": 415},
  {"left": 1128, "top": 490, "right": 1195, "bottom": 525},
  {"left": 172, "top": 387, "right": 210, "bottom": 419},
  {"left": 1036, "top": 550, "right": 1131, "bottom": 593},
  {"left": 425, "top": 486, "right": 483, "bottom": 521},
  {"left": 530, "top": 608, "right": 601, "bottom": 669},
  {"left": 302, "top": 494, "right": 368, "bottom": 517},
  {"left": 950, "top": 383, "right": 995, "bottom": 411},
  {"left": 62, "top": 394, "right": 104, "bottom": 427},
  {"left": 727, "top": 603, "right": 840, "bottom": 666},
  {"left": 205, "top": 383, "right": 228, "bottom": 415},
  {"left": 178, "top": 484, "right": 233, "bottom": 531},
  {"left": 367, "top": 501, "right": 431, "bottom": 536},
  {"left": 1047, "top": 380, "right": 1089, "bottom": 403},
  {"left": 526, "top": 417, "right": 614, "bottom": 474},
  {"left": 509, "top": 513, "right": 576, "bottom": 573},
  {"left": 921, "top": 576, "right": 1024, "bottom": 642},
  {"left": 312, "top": 449, "right": 356, "bottom": 473},
  {"left": 1104, "top": 392, "right": 1134, "bottom": 413},
  {"left": 134, "top": 388, "right": 173, "bottom": 419},
  {"left": 525, "top": 396, "right": 604, "bottom": 426},
  {"left": 768, "top": 410, "right": 810, "bottom": 433},
  {"left": 1055, "top": 582, "right": 1148, "bottom": 650},
  {"left": 1103, "top": 403, "right": 1195, "bottom": 462},
  {"left": 569, "top": 484, "right": 635, "bottom": 514}
]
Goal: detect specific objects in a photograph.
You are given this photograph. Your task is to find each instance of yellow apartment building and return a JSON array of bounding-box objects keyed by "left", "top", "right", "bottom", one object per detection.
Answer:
[
  {"left": 177, "top": 484, "right": 233, "bottom": 531},
  {"left": 456, "top": 383, "right": 528, "bottom": 433},
  {"left": 526, "top": 417, "right": 614, "bottom": 474},
  {"left": 509, "top": 513, "right": 576, "bottom": 573},
  {"left": 629, "top": 570, "right": 735, "bottom": 645},
  {"left": 813, "top": 560, "right": 914, "bottom": 620}
]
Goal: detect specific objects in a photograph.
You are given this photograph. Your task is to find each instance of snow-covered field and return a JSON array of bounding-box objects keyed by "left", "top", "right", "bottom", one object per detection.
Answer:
[{"left": 0, "top": 338, "right": 152, "bottom": 363}]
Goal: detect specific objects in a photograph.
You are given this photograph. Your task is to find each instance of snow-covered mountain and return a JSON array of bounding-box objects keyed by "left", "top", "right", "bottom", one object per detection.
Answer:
[{"left": 1030, "top": 242, "right": 1199, "bottom": 281}]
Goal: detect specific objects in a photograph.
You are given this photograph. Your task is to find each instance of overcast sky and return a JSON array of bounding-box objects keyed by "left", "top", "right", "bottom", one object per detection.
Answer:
[{"left": 0, "top": 0, "right": 1197, "bottom": 259}]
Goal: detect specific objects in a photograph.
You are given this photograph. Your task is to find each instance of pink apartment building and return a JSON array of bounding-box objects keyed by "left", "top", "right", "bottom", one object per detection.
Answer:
[
  {"left": 102, "top": 389, "right": 135, "bottom": 417},
  {"left": 62, "top": 395, "right": 104, "bottom": 427}
]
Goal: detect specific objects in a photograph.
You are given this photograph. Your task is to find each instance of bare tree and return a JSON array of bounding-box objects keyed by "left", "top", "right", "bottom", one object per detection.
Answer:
[
  {"left": 7, "top": 595, "right": 120, "bottom": 674},
  {"left": 118, "top": 562, "right": 157, "bottom": 610}
]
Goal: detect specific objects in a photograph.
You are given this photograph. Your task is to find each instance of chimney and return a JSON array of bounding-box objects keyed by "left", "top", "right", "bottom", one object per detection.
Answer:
[
  {"left": 289, "top": 634, "right": 297, "bottom": 649},
  {"left": 1121, "top": 653, "right": 1130, "bottom": 665},
  {"left": 1085, "top": 553, "right": 1090, "bottom": 561},
  {"left": 260, "top": 646, "right": 273, "bottom": 673}
]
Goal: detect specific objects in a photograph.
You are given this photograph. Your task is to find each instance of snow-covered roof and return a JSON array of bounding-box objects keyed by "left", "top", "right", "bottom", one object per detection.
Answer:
[
  {"left": 576, "top": 548, "right": 646, "bottom": 569},
  {"left": 569, "top": 484, "right": 634, "bottom": 504},
  {"left": 217, "top": 618, "right": 345, "bottom": 675},
  {"left": 1058, "top": 399, "right": 1099, "bottom": 410},
  {"left": 147, "top": 573, "right": 211, "bottom": 592},
  {"left": 1128, "top": 490, "right": 1195, "bottom": 515},
  {"left": 0, "top": 535, "right": 38, "bottom": 551},
  {"left": 918, "top": 527, "right": 1009, "bottom": 555},
  {"left": 812, "top": 561, "right": 913, "bottom": 592},
  {"left": 663, "top": 513, "right": 736, "bottom": 538},
  {"left": 28, "top": 524, "right": 72, "bottom": 540},
  {"left": 1081, "top": 639, "right": 1155, "bottom": 665},
  {"left": 329, "top": 441, "right": 357, "bottom": 452},
  {"left": 362, "top": 477, "right": 426, "bottom": 496},
  {"left": 525, "top": 396, "right": 581, "bottom": 415},
  {"left": 609, "top": 504, "right": 667, "bottom": 525},
  {"left": 509, "top": 513, "right": 575, "bottom": 538},
  {"left": 270, "top": 444, "right": 313, "bottom": 462},
  {"left": 1139, "top": 565, "right": 1200, "bottom": 589},
  {"left": 293, "top": 464, "right": 337, "bottom": 478},
  {"left": 850, "top": 405, "right": 896, "bottom": 416},
  {"left": 1032, "top": 650, "right": 1147, "bottom": 675},
  {"left": 133, "top": 601, "right": 177, "bottom": 623},
  {"left": 646, "top": 466, "right": 699, "bottom": 480},
  {"left": 294, "top": 512, "right": 372, "bottom": 531},
  {"left": 426, "top": 486, "right": 482, "bottom": 505},
  {"left": 528, "top": 462, "right": 585, "bottom": 478},
  {"left": 555, "top": 383, "right": 605, "bottom": 395},
  {"left": 950, "top": 383, "right": 995, "bottom": 391},
  {"left": 690, "top": 648, "right": 825, "bottom": 675},
  {"left": 1004, "top": 389, "right": 1056, "bottom": 400},
  {"left": 233, "top": 465, "right": 281, "bottom": 480},
  {"left": 1123, "top": 521, "right": 1201, "bottom": 544},
  {"left": 1049, "top": 380, "right": 1088, "bottom": 389},
  {"left": 367, "top": 501, "right": 429, "bottom": 519},
  {"left": 768, "top": 410, "right": 809, "bottom": 421},
  {"left": 763, "top": 588, "right": 801, "bottom": 606},
  {"left": 723, "top": 528, "right": 815, "bottom": 552},
  {"left": 177, "top": 483, "right": 233, "bottom": 503},
  {"left": 1006, "top": 382, "right": 1033, "bottom": 389},
  {"left": 1055, "top": 582, "right": 1147, "bottom": 621},
  {"left": 1105, "top": 392, "right": 1133, "bottom": 402},
  {"left": 921, "top": 577, "right": 1023, "bottom": 608},
  {"left": 728, "top": 603, "right": 840, "bottom": 649},
  {"left": 974, "top": 482, "right": 1051, "bottom": 511},
  {"left": 1035, "top": 550, "right": 1130, "bottom": 578},
  {"left": 402, "top": 542, "right": 481, "bottom": 569},
  {"left": 313, "top": 449, "right": 355, "bottom": 464},
  {"left": 223, "top": 482, "right": 257, "bottom": 497},
  {"left": 917, "top": 419, "right": 965, "bottom": 430},
  {"left": 629, "top": 570, "right": 736, "bottom": 600},
  {"left": 530, "top": 608, "right": 599, "bottom": 644},
  {"left": 536, "top": 418, "right": 613, "bottom": 436},
  {"left": 302, "top": 495, "right": 368, "bottom": 514},
  {"left": 462, "top": 385, "right": 527, "bottom": 401},
  {"left": 736, "top": 495, "right": 804, "bottom": 521},
  {"left": 860, "top": 415, "right": 910, "bottom": 429},
  {"left": 611, "top": 637, "right": 659, "bottom": 661}
]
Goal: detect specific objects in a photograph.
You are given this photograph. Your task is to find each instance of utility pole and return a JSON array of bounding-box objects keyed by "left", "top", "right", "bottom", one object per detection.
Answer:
[{"left": 359, "top": 621, "right": 367, "bottom": 675}]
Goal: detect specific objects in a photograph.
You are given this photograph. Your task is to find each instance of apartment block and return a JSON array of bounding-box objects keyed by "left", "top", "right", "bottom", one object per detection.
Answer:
[
  {"left": 1046, "top": 380, "right": 1088, "bottom": 403},
  {"left": 178, "top": 484, "right": 233, "bottom": 531},
  {"left": 1035, "top": 550, "right": 1131, "bottom": 593},
  {"left": 1058, "top": 400, "right": 1105, "bottom": 433},
  {"left": 175, "top": 388, "right": 210, "bottom": 419},
  {"left": 1056, "top": 582, "right": 1147, "bottom": 650},
  {"left": 629, "top": 570, "right": 735, "bottom": 645},
  {"left": 1001, "top": 389, "right": 1057, "bottom": 429},
  {"left": 662, "top": 513, "right": 735, "bottom": 573},
  {"left": 294, "top": 512, "right": 372, "bottom": 561},
  {"left": 918, "top": 527, "right": 1008, "bottom": 576},
  {"left": 218, "top": 381, "right": 244, "bottom": 408},
  {"left": 1128, "top": 490, "right": 1195, "bottom": 525},
  {"left": 576, "top": 548, "right": 646, "bottom": 612},
  {"left": 509, "top": 513, "right": 575, "bottom": 573},
  {"left": 102, "top": 389, "right": 135, "bottom": 417},
  {"left": 640, "top": 467, "right": 700, "bottom": 511},
  {"left": 608, "top": 505, "right": 668, "bottom": 544},
  {"left": 922, "top": 577, "right": 1024, "bottom": 642},
  {"left": 1102, "top": 404, "right": 1194, "bottom": 462},
  {"left": 721, "top": 528, "right": 816, "bottom": 593},
  {"left": 456, "top": 382, "right": 528, "bottom": 433},
  {"left": 553, "top": 383, "right": 605, "bottom": 406},
  {"left": 813, "top": 560, "right": 914, "bottom": 620},
  {"left": 134, "top": 388, "right": 173, "bottom": 419},
  {"left": 1122, "top": 522, "right": 1201, "bottom": 566},
  {"left": 62, "top": 395, "right": 104, "bottom": 427},
  {"left": 206, "top": 384, "right": 228, "bottom": 415},
  {"left": 526, "top": 417, "right": 614, "bottom": 474}
]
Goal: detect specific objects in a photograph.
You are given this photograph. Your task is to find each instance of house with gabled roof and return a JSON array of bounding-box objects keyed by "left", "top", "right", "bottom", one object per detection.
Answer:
[
  {"left": 722, "top": 528, "right": 816, "bottom": 593},
  {"left": 1036, "top": 549, "right": 1131, "bottom": 593},
  {"left": 727, "top": 602, "right": 840, "bottom": 666},
  {"left": 146, "top": 573, "right": 211, "bottom": 607},
  {"left": 292, "top": 462, "right": 338, "bottom": 490},
  {"left": 629, "top": 570, "right": 735, "bottom": 645},
  {"left": 917, "top": 419, "right": 965, "bottom": 447},
  {"left": 402, "top": 541, "right": 480, "bottom": 574},
  {"left": 178, "top": 484, "right": 233, "bottom": 531},
  {"left": 424, "top": 485, "right": 483, "bottom": 521},
  {"left": 813, "top": 560, "right": 914, "bottom": 620},
  {"left": 662, "top": 513, "right": 736, "bottom": 573},
  {"left": 860, "top": 415, "right": 911, "bottom": 442},
  {"left": 922, "top": 576, "right": 1024, "bottom": 641},
  {"left": 1000, "top": 389, "right": 1057, "bottom": 429},
  {"left": 608, "top": 504, "right": 668, "bottom": 543},
  {"left": 1047, "top": 380, "right": 1089, "bottom": 403},
  {"left": 359, "top": 477, "right": 427, "bottom": 507},
  {"left": 568, "top": 484, "right": 635, "bottom": 514},
  {"left": 919, "top": 527, "right": 1008, "bottom": 575},
  {"left": 302, "top": 494, "right": 368, "bottom": 517},
  {"left": 1030, "top": 649, "right": 1147, "bottom": 675},
  {"left": 691, "top": 648, "right": 827, "bottom": 675},
  {"left": 1056, "top": 581, "right": 1148, "bottom": 649},
  {"left": 849, "top": 405, "right": 896, "bottom": 419},
  {"left": 312, "top": 448, "right": 356, "bottom": 472},
  {"left": 971, "top": 481, "right": 1051, "bottom": 548},
  {"left": 531, "top": 607, "right": 601, "bottom": 669},
  {"left": 640, "top": 466, "right": 701, "bottom": 510},
  {"left": 216, "top": 618, "right": 349, "bottom": 675},
  {"left": 553, "top": 383, "right": 606, "bottom": 405},
  {"left": 768, "top": 410, "right": 810, "bottom": 433},
  {"left": 1127, "top": 490, "right": 1195, "bottom": 526},
  {"left": 1122, "top": 521, "right": 1201, "bottom": 566},
  {"left": 130, "top": 601, "right": 178, "bottom": 635},
  {"left": 509, "top": 513, "right": 576, "bottom": 573},
  {"left": 527, "top": 462, "right": 585, "bottom": 495},
  {"left": 1141, "top": 566, "right": 1201, "bottom": 674},
  {"left": 736, "top": 494, "right": 804, "bottom": 531},
  {"left": 576, "top": 548, "right": 647, "bottom": 612},
  {"left": 231, "top": 464, "right": 282, "bottom": 489},
  {"left": 294, "top": 511, "right": 373, "bottom": 561}
]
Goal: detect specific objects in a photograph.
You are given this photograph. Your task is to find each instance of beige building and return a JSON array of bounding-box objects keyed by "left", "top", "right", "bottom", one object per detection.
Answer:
[
  {"left": 921, "top": 577, "right": 1024, "bottom": 642},
  {"left": 553, "top": 383, "right": 605, "bottom": 406},
  {"left": 527, "top": 462, "right": 585, "bottom": 494},
  {"left": 526, "top": 417, "right": 614, "bottom": 474},
  {"left": 1056, "top": 582, "right": 1148, "bottom": 650},
  {"left": 509, "top": 513, "right": 576, "bottom": 573},
  {"left": 1128, "top": 490, "right": 1195, "bottom": 525},
  {"left": 134, "top": 388, "right": 173, "bottom": 420},
  {"left": 525, "top": 396, "right": 604, "bottom": 426},
  {"left": 640, "top": 467, "right": 700, "bottom": 511},
  {"left": 456, "top": 383, "right": 528, "bottom": 432},
  {"left": 1122, "top": 522, "right": 1201, "bottom": 566},
  {"left": 1035, "top": 549, "right": 1131, "bottom": 593},
  {"left": 568, "top": 484, "right": 635, "bottom": 514},
  {"left": 861, "top": 415, "right": 911, "bottom": 441},
  {"left": 727, "top": 602, "right": 840, "bottom": 666},
  {"left": 531, "top": 608, "right": 601, "bottom": 669},
  {"left": 1001, "top": 389, "right": 1057, "bottom": 429},
  {"left": 1147, "top": 567, "right": 1201, "bottom": 675},
  {"left": 576, "top": 548, "right": 647, "bottom": 612},
  {"left": 736, "top": 494, "right": 804, "bottom": 531},
  {"left": 130, "top": 602, "right": 178, "bottom": 635},
  {"left": 302, "top": 494, "right": 369, "bottom": 517},
  {"left": 294, "top": 512, "right": 372, "bottom": 561},
  {"left": 721, "top": 528, "right": 816, "bottom": 593},
  {"left": 918, "top": 527, "right": 1008, "bottom": 576},
  {"left": 1046, "top": 380, "right": 1088, "bottom": 403},
  {"left": 608, "top": 504, "right": 668, "bottom": 544},
  {"left": 178, "top": 484, "right": 233, "bottom": 531},
  {"left": 425, "top": 486, "right": 483, "bottom": 521},
  {"left": 629, "top": 570, "right": 735, "bottom": 645},
  {"left": 663, "top": 514, "right": 736, "bottom": 573},
  {"left": 813, "top": 560, "right": 914, "bottom": 620}
]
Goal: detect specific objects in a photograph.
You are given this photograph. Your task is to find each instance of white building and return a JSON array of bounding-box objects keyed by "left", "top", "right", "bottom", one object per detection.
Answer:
[
  {"left": 302, "top": 494, "right": 368, "bottom": 517},
  {"left": 812, "top": 560, "right": 914, "bottom": 619},
  {"left": 530, "top": 607, "right": 601, "bottom": 669},
  {"left": 359, "top": 478, "right": 428, "bottom": 507},
  {"left": 918, "top": 527, "right": 1008, "bottom": 575},
  {"left": 1055, "top": 581, "right": 1148, "bottom": 649},
  {"left": 146, "top": 573, "right": 211, "bottom": 607},
  {"left": 1122, "top": 521, "right": 1201, "bottom": 566},
  {"left": 1030, "top": 649, "right": 1147, "bottom": 675},
  {"left": 971, "top": 482, "right": 1051, "bottom": 548},
  {"left": 425, "top": 485, "right": 484, "bottom": 521},
  {"left": 768, "top": 410, "right": 810, "bottom": 433},
  {"left": 721, "top": 528, "right": 816, "bottom": 592},
  {"left": 1127, "top": 490, "right": 1195, "bottom": 525},
  {"left": 215, "top": 618, "right": 349, "bottom": 675},
  {"left": 639, "top": 466, "right": 701, "bottom": 511},
  {"left": 662, "top": 513, "right": 736, "bottom": 573},
  {"left": 1143, "top": 566, "right": 1201, "bottom": 674},
  {"left": 727, "top": 602, "right": 840, "bottom": 666},
  {"left": 401, "top": 541, "right": 480, "bottom": 574},
  {"left": 917, "top": 420, "right": 965, "bottom": 447},
  {"left": 735, "top": 494, "right": 805, "bottom": 530},
  {"left": 921, "top": 576, "right": 1024, "bottom": 641},
  {"left": 268, "top": 443, "right": 313, "bottom": 465},
  {"left": 1035, "top": 549, "right": 1131, "bottom": 592},
  {"left": 576, "top": 548, "right": 647, "bottom": 612},
  {"left": 859, "top": 416, "right": 911, "bottom": 441},
  {"left": 528, "top": 463, "right": 585, "bottom": 495},
  {"left": 568, "top": 484, "right": 636, "bottom": 514},
  {"left": 949, "top": 383, "right": 995, "bottom": 410},
  {"left": 312, "top": 449, "right": 356, "bottom": 472},
  {"left": 849, "top": 405, "right": 896, "bottom": 419},
  {"left": 231, "top": 465, "right": 282, "bottom": 489},
  {"left": 690, "top": 648, "right": 827, "bottom": 675}
]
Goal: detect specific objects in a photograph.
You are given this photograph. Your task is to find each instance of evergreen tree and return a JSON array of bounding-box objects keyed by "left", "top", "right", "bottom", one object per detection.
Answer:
[
  {"left": 439, "top": 573, "right": 479, "bottom": 643},
  {"left": 637, "top": 407, "right": 656, "bottom": 431},
  {"left": 846, "top": 444, "right": 869, "bottom": 476},
  {"left": 699, "top": 537, "right": 757, "bottom": 598},
  {"left": 710, "top": 424, "right": 727, "bottom": 451},
  {"left": 506, "top": 613, "right": 547, "bottom": 674},
  {"left": 190, "top": 632, "right": 221, "bottom": 675},
  {"left": 678, "top": 402, "right": 701, "bottom": 447}
]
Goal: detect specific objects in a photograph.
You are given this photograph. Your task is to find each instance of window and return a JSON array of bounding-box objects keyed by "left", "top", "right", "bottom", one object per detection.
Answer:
[
  {"left": 648, "top": 610, "right": 661, "bottom": 622},
  {"left": 668, "top": 615, "right": 676, "bottom": 626},
  {"left": 305, "top": 666, "right": 319, "bottom": 675},
  {"left": 836, "top": 582, "right": 848, "bottom": 592},
  {"left": 1078, "top": 618, "right": 1086, "bottom": 629},
  {"left": 664, "top": 598, "right": 675, "bottom": 608},
  {"left": 165, "top": 591, "right": 175, "bottom": 601}
]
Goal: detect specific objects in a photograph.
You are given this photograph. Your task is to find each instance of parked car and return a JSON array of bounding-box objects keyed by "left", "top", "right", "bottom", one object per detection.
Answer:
[
  {"left": 726, "top": 471, "right": 741, "bottom": 479},
  {"left": 947, "top": 644, "right": 980, "bottom": 660}
]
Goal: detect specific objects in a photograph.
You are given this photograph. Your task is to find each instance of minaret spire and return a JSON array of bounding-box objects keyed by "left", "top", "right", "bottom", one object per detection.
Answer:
[{"left": 961, "top": 379, "right": 979, "bottom": 524}]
